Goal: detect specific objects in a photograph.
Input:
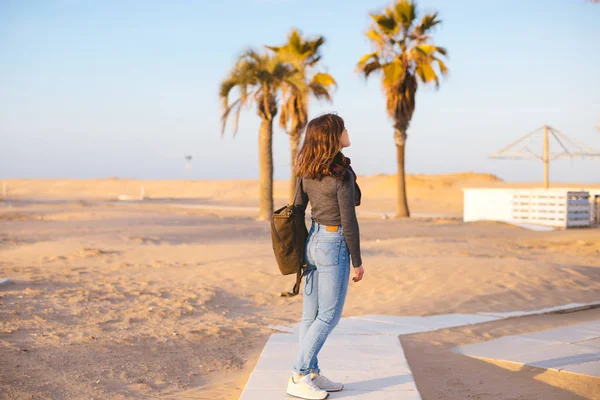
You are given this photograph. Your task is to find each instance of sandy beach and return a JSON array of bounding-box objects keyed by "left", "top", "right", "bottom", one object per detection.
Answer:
[
  {"left": 4, "top": 0, "right": 600, "bottom": 397},
  {"left": 1, "top": 174, "right": 599, "bottom": 399}
]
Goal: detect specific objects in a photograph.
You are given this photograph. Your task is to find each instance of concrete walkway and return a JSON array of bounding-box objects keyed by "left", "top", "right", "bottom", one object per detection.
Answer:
[
  {"left": 241, "top": 334, "right": 419, "bottom": 399},
  {"left": 239, "top": 302, "right": 600, "bottom": 400},
  {"left": 454, "top": 320, "right": 600, "bottom": 377}
]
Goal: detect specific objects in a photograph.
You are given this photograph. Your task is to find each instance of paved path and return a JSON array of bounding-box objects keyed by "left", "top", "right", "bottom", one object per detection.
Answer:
[
  {"left": 239, "top": 302, "right": 600, "bottom": 400},
  {"left": 241, "top": 334, "right": 420, "bottom": 399},
  {"left": 454, "top": 320, "right": 600, "bottom": 377}
]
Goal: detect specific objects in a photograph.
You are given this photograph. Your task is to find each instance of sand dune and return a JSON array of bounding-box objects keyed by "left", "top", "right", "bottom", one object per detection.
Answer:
[{"left": 4, "top": 174, "right": 598, "bottom": 218}]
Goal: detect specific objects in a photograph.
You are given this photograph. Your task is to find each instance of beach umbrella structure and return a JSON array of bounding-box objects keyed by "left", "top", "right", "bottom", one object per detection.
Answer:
[
  {"left": 184, "top": 155, "right": 192, "bottom": 176},
  {"left": 489, "top": 125, "right": 600, "bottom": 189}
]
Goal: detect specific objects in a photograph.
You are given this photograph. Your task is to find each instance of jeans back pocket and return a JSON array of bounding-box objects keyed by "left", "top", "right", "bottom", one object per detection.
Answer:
[{"left": 314, "top": 238, "right": 342, "bottom": 267}]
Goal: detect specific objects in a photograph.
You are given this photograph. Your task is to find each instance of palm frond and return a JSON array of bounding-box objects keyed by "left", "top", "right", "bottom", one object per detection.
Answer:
[
  {"left": 289, "top": 28, "right": 302, "bottom": 51},
  {"left": 357, "top": 52, "right": 379, "bottom": 66},
  {"left": 386, "top": 91, "right": 400, "bottom": 120},
  {"left": 279, "top": 94, "right": 291, "bottom": 131},
  {"left": 435, "top": 46, "right": 447, "bottom": 56},
  {"left": 370, "top": 12, "right": 398, "bottom": 35},
  {"left": 265, "top": 45, "right": 281, "bottom": 53},
  {"left": 306, "top": 54, "right": 322, "bottom": 67},
  {"left": 393, "top": 0, "right": 417, "bottom": 33},
  {"left": 434, "top": 57, "right": 448, "bottom": 76},
  {"left": 382, "top": 59, "right": 405, "bottom": 87},
  {"left": 240, "top": 48, "right": 264, "bottom": 66},
  {"left": 357, "top": 59, "right": 382, "bottom": 78},
  {"left": 365, "top": 29, "right": 386, "bottom": 48},
  {"left": 308, "top": 82, "right": 333, "bottom": 102},
  {"left": 293, "top": 92, "right": 308, "bottom": 129},
  {"left": 219, "top": 77, "right": 237, "bottom": 107},
  {"left": 415, "top": 63, "right": 439, "bottom": 87},
  {"left": 414, "top": 12, "right": 441, "bottom": 36},
  {"left": 272, "top": 62, "right": 297, "bottom": 80},
  {"left": 311, "top": 72, "right": 336, "bottom": 87},
  {"left": 221, "top": 98, "right": 244, "bottom": 136},
  {"left": 308, "top": 36, "right": 325, "bottom": 55},
  {"left": 415, "top": 43, "right": 436, "bottom": 56}
]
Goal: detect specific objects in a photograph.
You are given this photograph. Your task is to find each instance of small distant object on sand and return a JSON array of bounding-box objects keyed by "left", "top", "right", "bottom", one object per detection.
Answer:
[
  {"left": 117, "top": 184, "right": 145, "bottom": 201},
  {"left": 117, "top": 195, "right": 139, "bottom": 201},
  {"left": 0, "top": 278, "right": 14, "bottom": 285}
]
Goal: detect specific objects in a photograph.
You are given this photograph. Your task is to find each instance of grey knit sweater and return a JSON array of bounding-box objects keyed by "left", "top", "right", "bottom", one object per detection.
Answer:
[{"left": 293, "top": 173, "right": 362, "bottom": 268}]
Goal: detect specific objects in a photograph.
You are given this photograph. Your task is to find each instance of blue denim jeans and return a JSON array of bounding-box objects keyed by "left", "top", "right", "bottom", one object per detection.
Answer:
[{"left": 292, "top": 218, "right": 351, "bottom": 375}]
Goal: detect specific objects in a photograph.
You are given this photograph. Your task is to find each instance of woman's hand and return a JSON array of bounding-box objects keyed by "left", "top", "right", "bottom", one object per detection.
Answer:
[{"left": 352, "top": 266, "right": 364, "bottom": 283}]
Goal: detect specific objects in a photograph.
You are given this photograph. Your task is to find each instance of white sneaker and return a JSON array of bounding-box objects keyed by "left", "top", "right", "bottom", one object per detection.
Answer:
[
  {"left": 286, "top": 374, "right": 329, "bottom": 399},
  {"left": 310, "top": 372, "right": 344, "bottom": 392}
]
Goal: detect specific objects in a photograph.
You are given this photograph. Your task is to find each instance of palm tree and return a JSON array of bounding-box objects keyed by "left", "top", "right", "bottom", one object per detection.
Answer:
[
  {"left": 267, "top": 29, "right": 337, "bottom": 203},
  {"left": 220, "top": 50, "right": 300, "bottom": 220},
  {"left": 357, "top": 0, "right": 448, "bottom": 217}
]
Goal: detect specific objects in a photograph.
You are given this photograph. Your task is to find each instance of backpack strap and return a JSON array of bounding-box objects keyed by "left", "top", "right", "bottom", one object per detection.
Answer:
[
  {"left": 280, "top": 263, "right": 306, "bottom": 297},
  {"left": 280, "top": 177, "right": 306, "bottom": 298},
  {"left": 291, "top": 176, "right": 303, "bottom": 206}
]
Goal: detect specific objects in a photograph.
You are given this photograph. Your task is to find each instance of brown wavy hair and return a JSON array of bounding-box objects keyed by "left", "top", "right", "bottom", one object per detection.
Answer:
[{"left": 294, "top": 113, "right": 345, "bottom": 180}]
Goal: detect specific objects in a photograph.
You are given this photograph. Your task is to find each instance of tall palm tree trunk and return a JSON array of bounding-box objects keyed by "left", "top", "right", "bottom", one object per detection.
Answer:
[
  {"left": 395, "top": 129, "right": 410, "bottom": 218},
  {"left": 288, "top": 129, "right": 301, "bottom": 204},
  {"left": 258, "top": 118, "right": 274, "bottom": 220}
]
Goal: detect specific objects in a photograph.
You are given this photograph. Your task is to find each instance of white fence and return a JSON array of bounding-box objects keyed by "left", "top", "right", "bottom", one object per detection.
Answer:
[{"left": 464, "top": 188, "right": 595, "bottom": 228}]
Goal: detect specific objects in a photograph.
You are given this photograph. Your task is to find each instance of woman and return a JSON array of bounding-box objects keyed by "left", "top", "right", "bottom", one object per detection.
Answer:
[{"left": 286, "top": 113, "right": 364, "bottom": 400}]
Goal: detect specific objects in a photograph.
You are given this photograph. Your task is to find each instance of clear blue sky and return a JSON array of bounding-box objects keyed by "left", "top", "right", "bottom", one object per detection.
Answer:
[{"left": 1, "top": 0, "right": 599, "bottom": 183}]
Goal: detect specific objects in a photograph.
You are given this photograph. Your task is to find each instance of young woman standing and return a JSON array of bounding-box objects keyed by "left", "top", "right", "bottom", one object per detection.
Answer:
[{"left": 286, "top": 113, "right": 364, "bottom": 400}]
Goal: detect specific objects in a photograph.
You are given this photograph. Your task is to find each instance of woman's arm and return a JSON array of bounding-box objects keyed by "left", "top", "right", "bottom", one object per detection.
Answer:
[{"left": 336, "top": 175, "right": 362, "bottom": 268}]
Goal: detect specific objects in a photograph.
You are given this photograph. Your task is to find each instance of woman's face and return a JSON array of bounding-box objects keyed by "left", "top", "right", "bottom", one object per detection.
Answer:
[{"left": 340, "top": 128, "right": 351, "bottom": 149}]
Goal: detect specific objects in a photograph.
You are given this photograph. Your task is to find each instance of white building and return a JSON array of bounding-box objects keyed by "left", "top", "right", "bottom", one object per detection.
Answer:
[{"left": 463, "top": 188, "right": 599, "bottom": 228}]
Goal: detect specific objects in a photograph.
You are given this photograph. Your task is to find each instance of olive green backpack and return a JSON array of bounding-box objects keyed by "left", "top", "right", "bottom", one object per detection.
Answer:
[{"left": 270, "top": 177, "right": 308, "bottom": 297}]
